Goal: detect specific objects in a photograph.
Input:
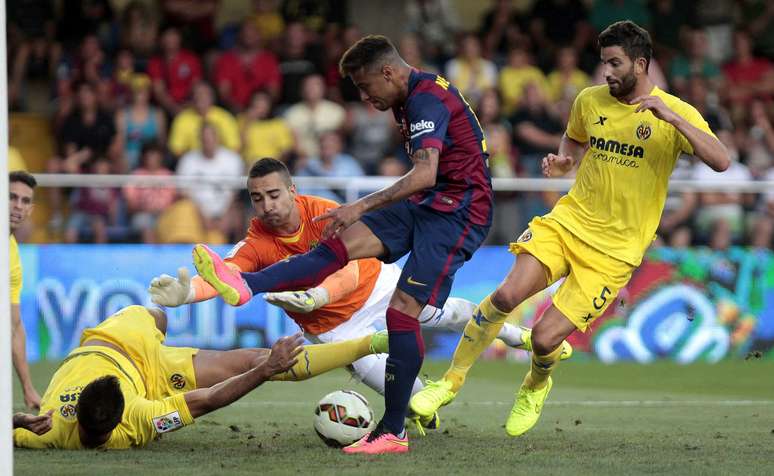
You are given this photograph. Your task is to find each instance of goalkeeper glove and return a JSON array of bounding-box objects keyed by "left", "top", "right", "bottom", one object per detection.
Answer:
[
  {"left": 263, "top": 287, "right": 330, "bottom": 313},
  {"left": 149, "top": 267, "right": 195, "bottom": 307}
]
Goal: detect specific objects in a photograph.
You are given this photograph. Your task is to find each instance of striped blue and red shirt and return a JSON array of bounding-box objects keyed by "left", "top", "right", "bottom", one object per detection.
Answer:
[{"left": 394, "top": 69, "right": 493, "bottom": 226}]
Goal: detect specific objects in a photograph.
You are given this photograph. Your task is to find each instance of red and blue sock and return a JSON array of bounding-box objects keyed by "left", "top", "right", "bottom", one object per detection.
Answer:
[
  {"left": 381, "top": 307, "right": 425, "bottom": 436},
  {"left": 240, "top": 237, "right": 349, "bottom": 294}
]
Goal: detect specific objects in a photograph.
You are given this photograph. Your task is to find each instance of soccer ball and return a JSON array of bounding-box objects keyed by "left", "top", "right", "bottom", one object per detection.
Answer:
[{"left": 313, "top": 390, "right": 375, "bottom": 447}]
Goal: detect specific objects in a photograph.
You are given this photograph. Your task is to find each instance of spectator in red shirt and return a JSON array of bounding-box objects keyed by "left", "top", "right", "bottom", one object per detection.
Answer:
[
  {"left": 723, "top": 30, "right": 774, "bottom": 118},
  {"left": 148, "top": 26, "right": 202, "bottom": 116},
  {"left": 214, "top": 20, "right": 281, "bottom": 112}
]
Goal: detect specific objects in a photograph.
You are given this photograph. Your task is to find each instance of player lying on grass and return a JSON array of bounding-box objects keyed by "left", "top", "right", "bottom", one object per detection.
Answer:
[
  {"left": 410, "top": 20, "right": 729, "bottom": 437},
  {"left": 148, "top": 158, "right": 573, "bottom": 434},
  {"left": 13, "top": 305, "right": 388, "bottom": 449}
]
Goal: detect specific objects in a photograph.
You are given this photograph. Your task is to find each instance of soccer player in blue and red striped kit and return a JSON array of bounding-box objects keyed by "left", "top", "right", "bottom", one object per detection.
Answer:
[{"left": 192, "top": 35, "right": 493, "bottom": 454}]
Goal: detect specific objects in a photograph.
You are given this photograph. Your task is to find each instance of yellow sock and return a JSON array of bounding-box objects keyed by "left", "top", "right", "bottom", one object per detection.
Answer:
[
  {"left": 443, "top": 294, "right": 510, "bottom": 392},
  {"left": 271, "top": 334, "right": 372, "bottom": 381},
  {"left": 523, "top": 345, "right": 563, "bottom": 390}
]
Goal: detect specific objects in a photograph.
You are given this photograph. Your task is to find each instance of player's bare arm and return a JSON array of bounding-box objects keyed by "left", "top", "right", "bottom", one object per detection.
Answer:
[
  {"left": 630, "top": 95, "right": 730, "bottom": 171},
  {"left": 13, "top": 410, "right": 53, "bottom": 435},
  {"left": 542, "top": 134, "right": 586, "bottom": 177},
  {"left": 316, "top": 147, "right": 439, "bottom": 238},
  {"left": 12, "top": 303, "right": 41, "bottom": 409},
  {"left": 184, "top": 333, "right": 303, "bottom": 418}
]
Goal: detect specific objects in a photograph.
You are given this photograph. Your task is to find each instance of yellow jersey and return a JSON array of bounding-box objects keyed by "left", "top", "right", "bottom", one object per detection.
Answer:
[
  {"left": 498, "top": 65, "right": 548, "bottom": 115},
  {"left": 10, "top": 234, "right": 22, "bottom": 305},
  {"left": 168, "top": 106, "right": 241, "bottom": 156},
  {"left": 238, "top": 116, "right": 294, "bottom": 164},
  {"left": 13, "top": 345, "right": 193, "bottom": 449},
  {"left": 546, "top": 70, "right": 590, "bottom": 102},
  {"left": 551, "top": 85, "right": 715, "bottom": 266},
  {"left": 9, "top": 146, "right": 28, "bottom": 171}
]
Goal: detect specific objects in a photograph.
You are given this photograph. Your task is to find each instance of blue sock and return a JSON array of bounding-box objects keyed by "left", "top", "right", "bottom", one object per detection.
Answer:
[
  {"left": 382, "top": 308, "right": 425, "bottom": 435},
  {"left": 240, "top": 237, "right": 349, "bottom": 294}
]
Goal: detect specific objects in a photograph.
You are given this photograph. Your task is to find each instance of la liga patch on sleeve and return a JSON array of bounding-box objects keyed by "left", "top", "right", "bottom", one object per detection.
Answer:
[{"left": 153, "top": 411, "right": 184, "bottom": 434}]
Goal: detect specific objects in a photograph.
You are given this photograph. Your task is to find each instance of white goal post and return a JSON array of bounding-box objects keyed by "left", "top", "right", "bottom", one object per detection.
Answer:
[{"left": 2, "top": 0, "right": 15, "bottom": 471}]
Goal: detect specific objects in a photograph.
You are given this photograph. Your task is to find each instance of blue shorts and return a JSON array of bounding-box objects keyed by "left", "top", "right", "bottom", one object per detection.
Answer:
[{"left": 360, "top": 201, "right": 489, "bottom": 307}]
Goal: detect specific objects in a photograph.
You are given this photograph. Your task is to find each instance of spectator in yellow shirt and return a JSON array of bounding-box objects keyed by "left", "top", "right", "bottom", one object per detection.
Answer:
[
  {"left": 168, "top": 82, "right": 240, "bottom": 157},
  {"left": 9, "top": 146, "right": 28, "bottom": 172},
  {"left": 239, "top": 90, "right": 294, "bottom": 165},
  {"left": 546, "top": 47, "right": 590, "bottom": 103},
  {"left": 9, "top": 171, "right": 41, "bottom": 409},
  {"left": 444, "top": 33, "right": 497, "bottom": 107},
  {"left": 498, "top": 46, "right": 549, "bottom": 115}
]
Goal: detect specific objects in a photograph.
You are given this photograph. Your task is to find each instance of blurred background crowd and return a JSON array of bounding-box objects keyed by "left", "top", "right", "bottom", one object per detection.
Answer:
[{"left": 6, "top": 0, "right": 774, "bottom": 250}]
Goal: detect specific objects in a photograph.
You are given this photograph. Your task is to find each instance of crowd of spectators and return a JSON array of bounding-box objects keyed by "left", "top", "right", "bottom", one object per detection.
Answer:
[{"left": 7, "top": 0, "right": 774, "bottom": 250}]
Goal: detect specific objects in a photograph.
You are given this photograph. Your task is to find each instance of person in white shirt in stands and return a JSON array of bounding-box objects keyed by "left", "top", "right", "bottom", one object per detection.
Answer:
[
  {"left": 692, "top": 130, "right": 753, "bottom": 250},
  {"left": 176, "top": 123, "right": 244, "bottom": 241},
  {"left": 283, "top": 74, "right": 346, "bottom": 159}
]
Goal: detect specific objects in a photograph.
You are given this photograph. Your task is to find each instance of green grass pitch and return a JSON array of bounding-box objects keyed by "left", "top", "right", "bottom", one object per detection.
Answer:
[{"left": 13, "top": 359, "right": 774, "bottom": 475}]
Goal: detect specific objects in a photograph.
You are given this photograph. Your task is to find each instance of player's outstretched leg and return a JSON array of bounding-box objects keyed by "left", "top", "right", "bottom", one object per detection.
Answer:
[
  {"left": 410, "top": 294, "right": 509, "bottom": 418},
  {"left": 410, "top": 254, "right": 548, "bottom": 419},
  {"left": 194, "top": 332, "right": 389, "bottom": 387},
  {"left": 506, "top": 306, "right": 574, "bottom": 436},
  {"left": 419, "top": 297, "right": 573, "bottom": 359},
  {"left": 272, "top": 331, "right": 388, "bottom": 381},
  {"left": 193, "top": 236, "right": 350, "bottom": 306}
]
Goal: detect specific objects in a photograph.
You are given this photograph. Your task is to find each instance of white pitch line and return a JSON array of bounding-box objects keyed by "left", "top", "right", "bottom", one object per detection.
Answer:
[{"left": 233, "top": 400, "right": 774, "bottom": 408}]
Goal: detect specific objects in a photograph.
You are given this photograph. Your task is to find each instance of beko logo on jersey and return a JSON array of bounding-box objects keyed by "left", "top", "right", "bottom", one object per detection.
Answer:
[
  {"left": 589, "top": 136, "right": 644, "bottom": 158},
  {"left": 410, "top": 120, "right": 435, "bottom": 138}
]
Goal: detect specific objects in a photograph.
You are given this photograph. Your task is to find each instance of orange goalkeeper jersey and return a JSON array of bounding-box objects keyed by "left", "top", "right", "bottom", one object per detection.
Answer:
[{"left": 225, "top": 195, "right": 381, "bottom": 334}]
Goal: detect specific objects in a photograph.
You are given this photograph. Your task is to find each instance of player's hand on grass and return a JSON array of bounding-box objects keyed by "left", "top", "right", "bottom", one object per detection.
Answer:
[
  {"left": 630, "top": 95, "right": 680, "bottom": 124},
  {"left": 264, "top": 287, "right": 330, "bottom": 314},
  {"left": 314, "top": 202, "right": 365, "bottom": 239},
  {"left": 542, "top": 153, "right": 574, "bottom": 177},
  {"left": 265, "top": 333, "right": 304, "bottom": 375},
  {"left": 149, "top": 267, "right": 194, "bottom": 307},
  {"left": 14, "top": 410, "right": 54, "bottom": 435},
  {"left": 24, "top": 386, "right": 41, "bottom": 411}
]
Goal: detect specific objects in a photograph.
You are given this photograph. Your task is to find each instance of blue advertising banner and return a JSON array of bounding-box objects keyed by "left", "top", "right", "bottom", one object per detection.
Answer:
[{"left": 18, "top": 245, "right": 774, "bottom": 363}]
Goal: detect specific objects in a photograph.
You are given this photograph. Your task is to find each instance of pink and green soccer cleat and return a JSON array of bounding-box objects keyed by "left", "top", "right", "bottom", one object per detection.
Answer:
[
  {"left": 192, "top": 244, "right": 252, "bottom": 306},
  {"left": 342, "top": 425, "right": 409, "bottom": 455}
]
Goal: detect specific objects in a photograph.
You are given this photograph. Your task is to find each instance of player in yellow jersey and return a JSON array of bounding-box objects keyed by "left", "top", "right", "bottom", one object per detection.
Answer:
[
  {"left": 9, "top": 171, "right": 42, "bottom": 409},
  {"left": 410, "top": 20, "right": 730, "bottom": 436},
  {"left": 13, "top": 305, "right": 388, "bottom": 449}
]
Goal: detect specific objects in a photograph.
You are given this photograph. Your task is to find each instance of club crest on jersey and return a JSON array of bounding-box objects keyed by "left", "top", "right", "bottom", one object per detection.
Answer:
[
  {"left": 60, "top": 404, "right": 77, "bottom": 418},
  {"left": 170, "top": 373, "right": 186, "bottom": 390},
  {"left": 636, "top": 122, "right": 652, "bottom": 141},
  {"left": 517, "top": 229, "right": 532, "bottom": 243}
]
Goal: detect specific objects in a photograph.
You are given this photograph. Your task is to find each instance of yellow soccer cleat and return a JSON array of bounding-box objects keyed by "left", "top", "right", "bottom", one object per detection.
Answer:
[
  {"left": 408, "top": 411, "right": 440, "bottom": 437},
  {"left": 518, "top": 327, "right": 574, "bottom": 361},
  {"left": 505, "top": 377, "right": 553, "bottom": 437},
  {"left": 409, "top": 379, "right": 456, "bottom": 418}
]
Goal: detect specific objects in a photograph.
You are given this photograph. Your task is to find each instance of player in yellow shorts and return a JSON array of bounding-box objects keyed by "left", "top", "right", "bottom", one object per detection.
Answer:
[
  {"left": 13, "top": 305, "right": 388, "bottom": 449},
  {"left": 410, "top": 20, "right": 729, "bottom": 436}
]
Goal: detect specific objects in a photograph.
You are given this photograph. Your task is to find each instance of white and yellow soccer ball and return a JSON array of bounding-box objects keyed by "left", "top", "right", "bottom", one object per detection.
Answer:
[{"left": 313, "top": 390, "right": 375, "bottom": 447}]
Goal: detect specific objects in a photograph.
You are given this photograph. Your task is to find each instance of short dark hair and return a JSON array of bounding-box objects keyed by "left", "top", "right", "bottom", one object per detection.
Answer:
[
  {"left": 77, "top": 376, "right": 124, "bottom": 439},
  {"left": 9, "top": 171, "right": 37, "bottom": 189},
  {"left": 140, "top": 140, "right": 166, "bottom": 158},
  {"left": 248, "top": 158, "right": 292, "bottom": 186},
  {"left": 339, "top": 35, "right": 400, "bottom": 77},
  {"left": 598, "top": 21, "right": 652, "bottom": 71}
]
